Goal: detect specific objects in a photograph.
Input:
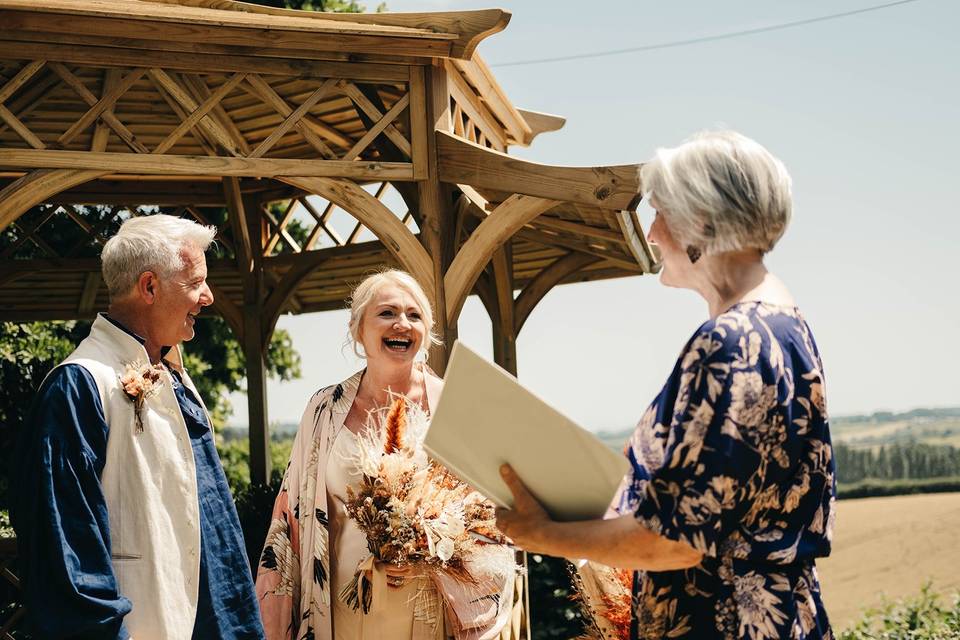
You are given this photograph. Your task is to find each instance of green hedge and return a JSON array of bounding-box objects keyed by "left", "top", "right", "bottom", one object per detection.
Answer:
[
  {"left": 840, "top": 583, "right": 960, "bottom": 639},
  {"left": 838, "top": 477, "right": 960, "bottom": 500}
]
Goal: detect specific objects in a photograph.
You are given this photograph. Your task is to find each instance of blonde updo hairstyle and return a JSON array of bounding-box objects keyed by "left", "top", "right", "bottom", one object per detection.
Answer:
[
  {"left": 640, "top": 130, "right": 793, "bottom": 257},
  {"left": 347, "top": 269, "right": 440, "bottom": 359}
]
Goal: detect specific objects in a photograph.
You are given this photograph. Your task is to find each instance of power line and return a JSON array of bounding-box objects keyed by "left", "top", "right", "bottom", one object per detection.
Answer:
[{"left": 490, "top": 0, "right": 923, "bottom": 68}]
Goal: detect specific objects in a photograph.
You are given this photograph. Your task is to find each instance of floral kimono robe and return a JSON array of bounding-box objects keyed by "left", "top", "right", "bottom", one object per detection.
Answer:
[
  {"left": 611, "top": 302, "right": 836, "bottom": 640},
  {"left": 256, "top": 369, "right": 514, "bottom": 640}
]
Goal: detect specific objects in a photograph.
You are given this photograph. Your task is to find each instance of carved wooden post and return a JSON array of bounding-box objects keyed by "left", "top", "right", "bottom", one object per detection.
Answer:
[
  {"left": 412, "top": 64, "right": 457, "bottom": 374},
  {"left": 225, "top": 177, "right": 270, "bottom": 486},
  {"left": 491, "top": 242, "right": 517, "bottom": 376},
  {"left": 244, "top": 194, "right": 271, "bottom": 487}
]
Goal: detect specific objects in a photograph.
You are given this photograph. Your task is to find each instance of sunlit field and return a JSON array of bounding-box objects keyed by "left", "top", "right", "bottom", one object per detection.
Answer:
[{"left": 817, "top": 492, "right": 960, "bottom": 629}]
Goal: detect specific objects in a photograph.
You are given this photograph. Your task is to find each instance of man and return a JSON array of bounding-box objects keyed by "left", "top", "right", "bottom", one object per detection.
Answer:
[{"left": 12, "top": 215, "right": 265, "bottom": 639}]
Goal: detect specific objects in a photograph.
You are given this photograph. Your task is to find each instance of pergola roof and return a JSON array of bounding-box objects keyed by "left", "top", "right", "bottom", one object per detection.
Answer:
[
  {"left": 0, "top": 0, "right": 510, "bottom": 60},
  {"left": 0, "top": 0, "right": 658, "bottom": 328},
  {"left": 0, "top": 0, "right": 659, "bottom": 486}
]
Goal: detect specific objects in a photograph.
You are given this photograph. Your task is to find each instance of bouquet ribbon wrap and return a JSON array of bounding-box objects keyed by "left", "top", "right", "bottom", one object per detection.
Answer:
[
  {"left": 355, "top": 555, "right": 445, "bottom": 639},
  {"left": 358, "top": 555, "right": 392, "bottom": 614}
]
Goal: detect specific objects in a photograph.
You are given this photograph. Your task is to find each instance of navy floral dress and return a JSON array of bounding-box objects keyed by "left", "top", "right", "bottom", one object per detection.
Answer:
[{"left": 611, "top": 302, "right": 835, "bottom": 640}]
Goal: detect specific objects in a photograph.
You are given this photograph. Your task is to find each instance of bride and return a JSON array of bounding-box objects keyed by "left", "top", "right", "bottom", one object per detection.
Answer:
[{"left": 255, "top": 270, "right": 514, "bottom": 640}]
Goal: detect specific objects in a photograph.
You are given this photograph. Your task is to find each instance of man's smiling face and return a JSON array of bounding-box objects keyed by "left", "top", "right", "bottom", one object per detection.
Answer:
[{"left": 150, "top": 243, "right": 213, "bottom": 346}]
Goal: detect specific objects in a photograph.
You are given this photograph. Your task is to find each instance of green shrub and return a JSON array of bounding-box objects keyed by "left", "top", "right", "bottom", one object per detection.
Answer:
[
  {"left": 218, "top": 436, "right": 294, "bottom": 572},
  {"left": 840, "top": 583, "right": 960, "bottom": 639}
]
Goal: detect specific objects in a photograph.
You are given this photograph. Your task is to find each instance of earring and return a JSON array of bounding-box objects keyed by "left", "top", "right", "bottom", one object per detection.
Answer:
[{"left": 686, "top": 245, "right": 702, "bottom": 263}]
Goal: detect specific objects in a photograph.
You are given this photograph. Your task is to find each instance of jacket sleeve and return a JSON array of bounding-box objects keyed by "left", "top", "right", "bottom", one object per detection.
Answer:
[{"left": 12, "top": 364, "right": 132, "bottom": 640}]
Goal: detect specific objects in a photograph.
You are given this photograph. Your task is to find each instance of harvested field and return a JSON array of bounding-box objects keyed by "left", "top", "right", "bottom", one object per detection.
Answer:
[{"left": 817, "top": 491, "right": 960, "bottom": 630}]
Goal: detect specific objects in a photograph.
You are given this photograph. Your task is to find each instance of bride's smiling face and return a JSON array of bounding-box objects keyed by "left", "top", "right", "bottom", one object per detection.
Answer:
[{"left": 358, "top": 285, "right": 426, "bottom": 365}]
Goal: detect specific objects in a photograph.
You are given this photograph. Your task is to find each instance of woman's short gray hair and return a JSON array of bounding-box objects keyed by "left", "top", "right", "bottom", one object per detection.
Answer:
[
  {"left": 347, "top": 269, "right": 440, "bottom": 358},
  {"left": 101, "top": 214, "right": 216, "bottom": 298},
  {"left": 641, "top": 130, "right": 792, "bottom": 256}
]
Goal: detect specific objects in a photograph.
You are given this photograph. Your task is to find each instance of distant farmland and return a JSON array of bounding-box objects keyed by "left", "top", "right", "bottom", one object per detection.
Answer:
[{"left": 817, "top": 491, "right": 960, "bottom": 630}]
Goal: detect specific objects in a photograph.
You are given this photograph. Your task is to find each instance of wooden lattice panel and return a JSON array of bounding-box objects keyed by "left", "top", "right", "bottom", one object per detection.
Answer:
[{"left": 0, "top": 58, "right": 418, "bottom": 181}]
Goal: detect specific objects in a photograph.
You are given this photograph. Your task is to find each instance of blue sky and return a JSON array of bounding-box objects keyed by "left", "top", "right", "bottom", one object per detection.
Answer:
[{"left": 228, "top": 0, "right": 959, "bottom": 431}]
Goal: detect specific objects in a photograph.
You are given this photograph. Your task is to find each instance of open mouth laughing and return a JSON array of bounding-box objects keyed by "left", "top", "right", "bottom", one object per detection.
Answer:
[{"left": 383, "top": 336, "right": 414, "bottom": 353}]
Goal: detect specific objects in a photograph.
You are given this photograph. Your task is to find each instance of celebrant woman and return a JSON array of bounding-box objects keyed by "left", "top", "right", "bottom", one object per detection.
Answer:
[
  {"left": 256, "top": 270, "right": 514, "bottom": 640},
  {"left": 495, "top": 131, "right": 835, "bottom": 639}
]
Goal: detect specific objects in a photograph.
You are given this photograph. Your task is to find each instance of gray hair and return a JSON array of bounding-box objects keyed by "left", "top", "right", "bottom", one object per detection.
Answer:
[
  {"left": 347, "top": 269, "right": 440, "bottom": 359},
  {"left": 641, "top": 130, "right": 792, "bottom": 256},
  {"left": 101, "top": 214, "right": 216, "bottom": 298}
]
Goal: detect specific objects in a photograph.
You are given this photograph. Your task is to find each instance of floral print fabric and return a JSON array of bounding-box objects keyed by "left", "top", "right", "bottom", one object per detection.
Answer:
[
  {"left": 612, "top": 302, "right": 836, "bottom": 640},
  {"left": 256, "top": 372, "right": 361, "bottom": 640}
]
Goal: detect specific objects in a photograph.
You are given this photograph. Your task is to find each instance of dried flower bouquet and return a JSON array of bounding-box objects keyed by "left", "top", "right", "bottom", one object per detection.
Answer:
[{"left": 339, "top": 396, "right": 516, "bottom": 614}]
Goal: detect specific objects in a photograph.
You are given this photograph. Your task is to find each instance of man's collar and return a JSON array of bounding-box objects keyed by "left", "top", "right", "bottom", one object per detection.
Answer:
[{"left": 102, "top": 314, "right": 173, "bottom": 358}]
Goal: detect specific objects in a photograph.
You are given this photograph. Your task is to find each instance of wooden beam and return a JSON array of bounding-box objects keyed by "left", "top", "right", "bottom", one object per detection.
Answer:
[
  {"left": 437, "top": 131, "right": 643, "bottom": 211},
  {"left": 179, "top": 73, "right": 252, "bottom": 156},
  {"left": 342, "top": 93, "right": 410, "bottom": 162},
  {"left": 614, "top": 209, "right": 660, "bottom": 273},
  {"left": 148, "top": 68, "right": 241, "bottom": 156},
  {"left": 249, "top": 78, "right": 337, "bottom": 159},
  {"left": 0, "top": 168, "right": 108, "bottom": 233},
  {"left": 91, "top": 68, "right": 120, "bottom": 152},
  {"left": 77, "top": 271, "right": 101, "bottom": 314},
  {"left": 207, "top": 281, "right": 242, "bottom": 341},
  {"left": 515, "top": 108, "right": 566, "bottom": 144},
  {"left": 153, "top": 72, "right": 246, "bottom": 155},
  {"left": 262, "top": 253, "right": 329, "bottom": 342},
  {"left": 0, "top": 59, "right": 44, "bottom": 103},
  {"left": 185, "top": 205, "right": 234, "bottom": 253},
  {"left": 48, "top": 62, "right": 149, "bottom": 154},
  {"left": 235, "top": 189, "right": 271, "bottom": 486},
  {"left": 0, "top": 8, "right": 455, "bottom": 59},
  {"left": 490, "top": 243, "right": 517, "bottom": 376},
  {"left": 409, "top": 66, "right": 429, "bottom": 181},
  {"left": 223, "top": 177, "right": 252, "bottom": 274},
  {"left": 158, "top": 4, "right": 513, "bottom": 59},
  {"left": 0, "top": 103, "right": 44, "bottom": 149},
  {"left": 444, "top": 194, "right": 558, "bottom": 325},
  {"left": 0, "top": 66, "right": 59, "bottom": 139},
  {"left": 261, "top": 202, "right": 301, "bottom": 255},
  {"left": 0, "top": 38, "right": 410, "bottom": 82},
  {"left": 514, "top": 252, "right": 599, "bottom": 334},
  {"left": 415, "top": 64, "right": 457, "bottom": 372},
  {"left": 242, "top": 301, "right": 270, "bottom": 485},
  {"left": 515, "top": 227, "right": 643, "bottom": 272},
  {"left": 299, "top": 197, "right": 342, "bottom": 249},
  {"left": 242, "top": 75, "right": 346, "bottom": 153},
  {"left": 57, "top": 67, "right": 145, "bottom": 148},
  {"left": 341, "top": 81, "right": 412, "bottom": 158},
  {"left": 445, "top": 60, "right": 507, "bottom": 151},
  {"left": 0, "top": 149, "right": 415, "bottom": 180},
  {"left": 528, "top": 215, "right": 628, "bottom": 243},
  {"left": 451, "top": 56, "right": 531, "bottom": 146},
  {"left": 279, "top": 176, "right": 435, "bottom": 304}
]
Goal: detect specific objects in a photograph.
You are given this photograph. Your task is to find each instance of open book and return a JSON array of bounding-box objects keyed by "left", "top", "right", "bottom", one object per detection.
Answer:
[{"left": 424, "top": 341, "right": 629, "bottom": 522}]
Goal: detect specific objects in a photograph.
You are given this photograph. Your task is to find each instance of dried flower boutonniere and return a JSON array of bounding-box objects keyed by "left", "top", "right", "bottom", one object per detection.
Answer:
[{"left": 119, "top": 361, "right": 164, "bottom": 433}]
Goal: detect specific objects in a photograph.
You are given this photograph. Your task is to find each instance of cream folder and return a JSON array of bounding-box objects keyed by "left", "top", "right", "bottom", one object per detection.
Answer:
[{"left": 424, "top": 341, "right": 630, "bottom": 522}]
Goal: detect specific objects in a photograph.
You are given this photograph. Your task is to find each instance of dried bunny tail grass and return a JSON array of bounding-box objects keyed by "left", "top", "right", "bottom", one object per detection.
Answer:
[
  {"left": 467, "top": 544, "right": 522, "bottom": 582},
  {"left": 401, "top": 399, "right": 430, "bottom": 451},
  {"left": 384, "top": 396, "right": 406, "bottom": 454}
]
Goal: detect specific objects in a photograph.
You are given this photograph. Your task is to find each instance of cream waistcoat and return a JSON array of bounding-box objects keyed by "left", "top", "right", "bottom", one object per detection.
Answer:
[{"left": 56, "top": 314, "right": 203, "bottom": 640}]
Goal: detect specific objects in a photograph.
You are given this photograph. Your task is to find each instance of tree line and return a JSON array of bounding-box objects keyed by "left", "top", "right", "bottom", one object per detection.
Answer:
[{"left": 835, "top": 441, "right": 960, "bottom": 484}]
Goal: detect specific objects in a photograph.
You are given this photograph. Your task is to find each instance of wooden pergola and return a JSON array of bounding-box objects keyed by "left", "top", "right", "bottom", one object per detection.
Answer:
[{"left": 0, "top": 0, "right": 659, "bottom": 486}]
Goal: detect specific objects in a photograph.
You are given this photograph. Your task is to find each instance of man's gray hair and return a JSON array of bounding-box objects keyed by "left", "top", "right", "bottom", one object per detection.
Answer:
[
  {"left": 101, "top": 214, "right": 216, "bottom": 298},
  {"left": 641, "top": 130, "right": 792, "bottom": 256}
]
